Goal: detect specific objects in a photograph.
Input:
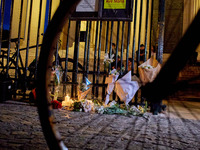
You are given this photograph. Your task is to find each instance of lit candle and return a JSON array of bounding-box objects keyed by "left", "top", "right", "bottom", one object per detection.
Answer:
[
  {"left": 65, "top": 94, "right": 70, "bottom": 101},
  {"left": 63, "top": 95, "right": 71, "bottom": 107}
]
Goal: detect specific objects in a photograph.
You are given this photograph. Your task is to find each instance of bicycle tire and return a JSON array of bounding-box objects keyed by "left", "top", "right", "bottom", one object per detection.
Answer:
[{"left": 36, "top": 1, "right": 81, "bottom": 150}]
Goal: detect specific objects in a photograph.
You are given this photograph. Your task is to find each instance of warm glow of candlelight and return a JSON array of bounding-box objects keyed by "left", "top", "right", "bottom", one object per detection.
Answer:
[{"left": 62, "top": 94, "right": 73, "bottom": 107}]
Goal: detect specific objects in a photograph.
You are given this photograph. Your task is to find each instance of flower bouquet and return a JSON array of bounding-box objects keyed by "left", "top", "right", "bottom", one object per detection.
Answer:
[
  {"left": 114, "top": 71, "right": 141, "bottom": 105},
  {"left": 104, "top": 53, "right": 114, "bottom": 71},
  {"left": 78, "top": 77, "right": 92, "bottom": 101},
  {"left": 50, "top": 65, "right": 63, "bottom": 100},
  {"left": 105, "top": 69, "right": 119, "bottom": 105},
  {"left": 96, "top": 100, "right": 148, "bottom": 117},
  {"left": 138, "top": 57, "right": 161, "bottom": 85},
  {"left": 51, "top": 100, "right": 62, "bottom": 109}
]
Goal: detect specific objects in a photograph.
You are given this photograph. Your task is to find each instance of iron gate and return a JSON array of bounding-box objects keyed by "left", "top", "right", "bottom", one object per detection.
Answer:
[{"left": 0, "top": 0, "right": 154, "bottom": 102}]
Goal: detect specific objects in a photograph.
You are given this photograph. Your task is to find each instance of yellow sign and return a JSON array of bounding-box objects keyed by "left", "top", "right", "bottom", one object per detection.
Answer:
[{"left": 104, "top": 0, "right": 126, "bottom": 9}]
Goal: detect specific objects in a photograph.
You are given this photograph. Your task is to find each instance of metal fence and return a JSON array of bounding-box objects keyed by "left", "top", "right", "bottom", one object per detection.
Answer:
[{"left": 0, "top": 0, "right": 154, "bottom": 102}]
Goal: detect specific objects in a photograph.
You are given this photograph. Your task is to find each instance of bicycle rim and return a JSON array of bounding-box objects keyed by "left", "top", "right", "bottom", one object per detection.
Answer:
[{"left": 36, "top": 1, "right": 80, "bottom": 150}]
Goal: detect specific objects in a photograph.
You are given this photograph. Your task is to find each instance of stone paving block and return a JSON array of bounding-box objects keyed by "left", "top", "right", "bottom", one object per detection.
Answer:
[{"left": 0, "top": 101, "right": 200, "bottom": 149}]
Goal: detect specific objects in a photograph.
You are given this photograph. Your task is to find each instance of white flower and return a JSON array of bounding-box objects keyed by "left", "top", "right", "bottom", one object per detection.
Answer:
[
  {"left": 104, "top": 53, "right": 114, "bottom": 64},
  {"left": 104, "top": 53, "right": 109, "bottom": 62},
  {"left": 109, "top": 101, "right": 117, "bottom": 107},
  {"left": 96, "top": 106, "right": 105, "bottom": 114},
  {"left": 81, "top": 100, "right": 94, "bottom": 112},
  {"left": 130, "top": 105, "right": 140, "bottom": 113},
  {"left": 142, "top": 65, "right": 154, "bottom": 69}
]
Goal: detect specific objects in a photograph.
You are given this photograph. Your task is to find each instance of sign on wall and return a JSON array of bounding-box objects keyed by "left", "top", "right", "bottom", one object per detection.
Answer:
[
  {"left": 71, "top": 0, "right": 133, "bottom": 21},
  {"left": 76, "top": 0, "right": 99, "bottom": 12},
  {"left": 104, "top": 0, "right": 126, "bottom": 9}
]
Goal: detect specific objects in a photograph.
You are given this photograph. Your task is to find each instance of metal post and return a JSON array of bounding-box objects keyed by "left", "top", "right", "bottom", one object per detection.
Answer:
[
  {"left": 108, "top": 21, "right": 113, "bottom": 73},
  {"left": 131, "top": 0, "right": 138, "bottom": 76},
  {"left": 137, "top": 0, "right": 143, "bottom": 72},
  {"left": 149, "top": 0, "right": 154, "bottom": 58},
  {"left": 144, "top": 0, "right": 150, "bottom": 61},
  {"left": 86, "top": 21, "right": 92, "bottom": 77},
  {"left": 55, "top": 41, "right": 59, "bottom": 66},
  {"left": 92, "top": 21, "right": 99, "bottom": 97},
  {"left": 24, "top": 0, "right": 33, "bottom": 93},
  {"left": 63, "top": 19, "right": 71, "bottom": 97},
  {"left": 15, "top": 0, "right": 24, "bottom": 97},
  {"left": 48, "top": 0, "right": 52, "bottom": 24},
  {"left": 71, "top": 21, "right": 80, "bottom": 98},
  {"left": 6, "top": 0, "right": 14, "bottom": 78},
  {"left": 120, "top": 21, "right": 125, "bottom": 75},
  {"left": 83, "top": 21, "right": 89, "bottom": 81},
  {"left": 35, "top": 0, "right": 43, "bottom": 79},
  {"left": 105, "top": 21, "right": 109, "bottom": 54},
  {"left": 115, "top": 21, "right": 120, "bottom": 69},
  {"left": 157, "top": 0, "right": 165, "bottom": 64},
  {"left": 0, "top": 0, "right": 5, "bottom": 54},
  {"left": 96, "top": 21, "right": 102, "bottom": 98},
  {"left": 102, "top": 21, "right": 110, "bottom": 99},
  {"left": 125, "top": 22, "right": 131, "bottom": 71}
]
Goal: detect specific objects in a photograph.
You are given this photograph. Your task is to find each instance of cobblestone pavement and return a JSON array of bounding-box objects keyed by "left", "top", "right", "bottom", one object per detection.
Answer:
[{"left": 0, "top": 100, "right": 200, "bottom": 150}]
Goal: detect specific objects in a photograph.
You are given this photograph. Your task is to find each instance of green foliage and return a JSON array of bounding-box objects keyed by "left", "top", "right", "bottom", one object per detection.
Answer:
[{"left": 72, "top": 101, "right": 82, "bottom": 111}]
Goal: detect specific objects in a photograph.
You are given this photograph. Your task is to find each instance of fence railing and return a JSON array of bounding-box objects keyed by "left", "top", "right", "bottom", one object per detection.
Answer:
[{"left": 0, "top": 0, "right": 154, "bottom": 102}]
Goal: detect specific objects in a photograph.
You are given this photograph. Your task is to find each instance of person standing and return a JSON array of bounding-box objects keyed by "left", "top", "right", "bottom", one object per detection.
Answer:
[{"left": 136, "top": 44, "right": 146, "bottom": 63}]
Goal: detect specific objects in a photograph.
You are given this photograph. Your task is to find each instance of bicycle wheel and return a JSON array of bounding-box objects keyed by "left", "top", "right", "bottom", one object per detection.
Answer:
[{"left": 36, "top": 1, "right": 80, "bottom": 150}]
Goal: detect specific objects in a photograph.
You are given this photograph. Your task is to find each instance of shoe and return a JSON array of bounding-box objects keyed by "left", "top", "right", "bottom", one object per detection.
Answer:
[{"left": 161, "top": 105, "right": 166, "bottom": 111}]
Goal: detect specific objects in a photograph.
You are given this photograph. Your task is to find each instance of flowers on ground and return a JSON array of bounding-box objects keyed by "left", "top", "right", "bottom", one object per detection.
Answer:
[
  {"left": 51, "top": 100, "right": 62, "bottom": 109},
  {"left": 67, "top": 99, "right": 147, "bottom": 118}
]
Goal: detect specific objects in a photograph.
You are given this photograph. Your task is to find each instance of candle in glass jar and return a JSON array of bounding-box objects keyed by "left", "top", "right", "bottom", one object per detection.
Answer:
[{"left": 65, "top": 94, "right": 70, "bottom": 101}]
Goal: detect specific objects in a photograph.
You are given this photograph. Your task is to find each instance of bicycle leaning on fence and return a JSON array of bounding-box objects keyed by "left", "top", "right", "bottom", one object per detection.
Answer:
[{"left": 0, "top": 37, "right": 84, "bottom": 100}]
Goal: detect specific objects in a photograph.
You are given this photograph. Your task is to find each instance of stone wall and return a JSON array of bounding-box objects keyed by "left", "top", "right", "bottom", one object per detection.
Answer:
[{"left": 151, "top": 0, "right": 184, "bottom": 53}]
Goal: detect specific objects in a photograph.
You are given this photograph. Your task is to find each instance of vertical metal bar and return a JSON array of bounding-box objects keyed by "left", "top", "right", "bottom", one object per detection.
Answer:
[
  {"left": 48, "top": 0, "right": 52, "bottom": 23},
  {"left": 63, "top": 19, "right": 70, "bottom": 97},
  {"left": 120, "top": 21, "right": 125, "bottom": 75},
  {"left": 149, "top": 0, "right": 154, "bottom": 58},
  {"left": 86, "top": 21, "right": 92, "bottom": 77},
  {"left": 64, "top": 20, "right": 70, "bottom": 76},
  {"left": 108, "top": 21, "right": 113, "bottom": 73},
  {"left": 137, "top": 0, "right": 143, "bottom": 74},
  {"left": 115, "top": 21, "right": 120, "bottom": 69},
  {"left": 92, "top": 21, "right": 99, "bottom": 97},
  {"left": 0, "top": 0, "right": 5, "bottom": 54},
  {"left": 102, "top": 21, "right": 110, "bottom": 100},
  {"left": 96, "top": 21, "right": 102, "bottom": 98},
  {"left": 157, "top": 0, "right": 165, "bottom": 64},
  {"left": 55, "top": 41, "right": 59, "bottom": 66},
  {"left": 6, "top": 0, "right": 14, "bottom": 78},
  {"left": 144, "top": 0, "right": 150, "bottom": 61},
  {"left": 35, "top": 0, "right": 43, "bottom": 79},
  {"left": 71, "top": 21, "right": 80, "bottom": 98},
  {"left": 132, "top": 0, "right": 139, "bottom": 105},
  {"left": 131, "top": 0, "right": 138, "bottom": 76},
  {"left": 24, "top": 0, "right": 33, "bottom": 91},
  {"left": 83, "top": 21, "right": 89, "bottom": 81},
  {"left": 15, "top": 0, "right": 24, "bottom": 96},
  {"left": 105, "top": 21, "right": 109, "bottom": 54},
  {"left": 125, "top": 22, "right": 131, "bottom": 71}
]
